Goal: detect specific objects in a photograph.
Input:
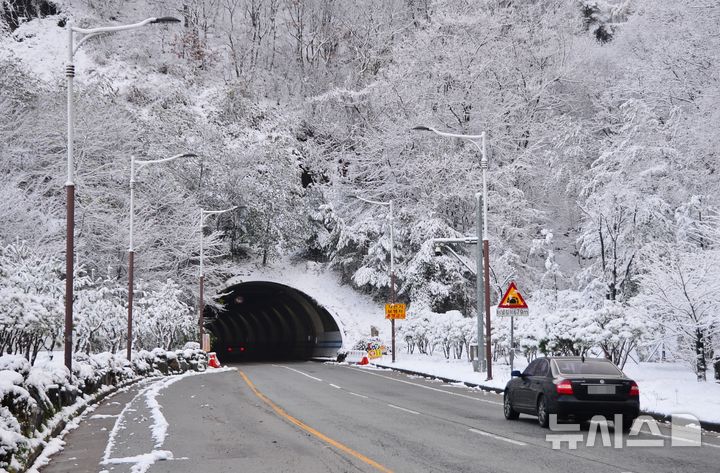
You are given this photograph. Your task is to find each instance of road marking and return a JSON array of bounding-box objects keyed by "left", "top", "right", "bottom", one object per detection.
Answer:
[
  {"left": 387, "top": 404, "right": 420, "bottom": 415},
  {"left": 643, "top": 430, "right": 720, "bottom": 449},
  {"left": 238, "top": 370, "right": 393, "bottom": 473},
  {"left": 349, "top": 392, "right": 369, "bottom": 399},
  {"left": 330, "top": 384, "right": 341, "bottom": 389},
  {"left": 349, "top": 367, "right": 502, "bottom": 405},
  {"left": 273, "top": 364, "right": 322, "bottom": 382},
  {"left": 469, "top": 428, "right": 527, "bottom": 446}
]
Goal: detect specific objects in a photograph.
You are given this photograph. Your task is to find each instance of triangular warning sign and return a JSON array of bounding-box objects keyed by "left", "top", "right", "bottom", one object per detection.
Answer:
[{"left": 498, "top": 282, "right": 528, "bottom": 309}]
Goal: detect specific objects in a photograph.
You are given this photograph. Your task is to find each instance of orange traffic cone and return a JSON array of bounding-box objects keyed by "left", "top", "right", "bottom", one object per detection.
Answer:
[
  {"left": 208, "top": 352, "right": 221, "bottom": 368},
  {"left": 359, "top": 355, "right": 369, "bottom": 366}
]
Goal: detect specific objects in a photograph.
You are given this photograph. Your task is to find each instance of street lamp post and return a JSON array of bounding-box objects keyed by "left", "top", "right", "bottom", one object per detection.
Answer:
[
  {"left": 356, "top": 196, "right": 396, "bottom": 362},
  {"left": 431, "top": 236, "right": 484, "bottom": 372},
  {"left": 412, "top": 126, "right": 492, "bottom": 380},
  {"left": 65, "top": 16, "right": 181, "bottom": 371},
  {"left": 199, "top": 207, "right": 237, "bottom": 350},
  {"left": 128, "top": 153, "right": 197, "bottom": 361}
]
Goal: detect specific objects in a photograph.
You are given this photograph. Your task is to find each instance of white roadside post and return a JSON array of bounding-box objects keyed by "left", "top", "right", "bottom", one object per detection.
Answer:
[
  {"left": 413, "top": 126, "right": 492, "bottom": 379},
  {"left": 199, "top": 207, "right": 237, "bottom": 351},
  {"left": 128, "top": 153, "right": 197, "bottom": 361},
  {"left": 356, "top": 196, "right": 397, "bottom": 362},
  {"left": 65, "top": 16, "right": 181, "bottom": 371}
]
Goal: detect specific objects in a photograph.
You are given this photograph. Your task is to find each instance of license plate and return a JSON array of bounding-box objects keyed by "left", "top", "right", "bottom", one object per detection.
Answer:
[{"left": 588, "top": 385, "right": 616, "bottom": 395}]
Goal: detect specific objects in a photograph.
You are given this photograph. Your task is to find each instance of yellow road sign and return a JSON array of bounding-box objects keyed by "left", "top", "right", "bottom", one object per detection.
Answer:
[{"left": 385, "top": 303, "right": 406, "bottom": 319}]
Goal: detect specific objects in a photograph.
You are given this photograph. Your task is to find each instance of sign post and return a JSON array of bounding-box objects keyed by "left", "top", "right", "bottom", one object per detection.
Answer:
[{"left": 497, "top": 281, "right": 529, "bottom": 372}]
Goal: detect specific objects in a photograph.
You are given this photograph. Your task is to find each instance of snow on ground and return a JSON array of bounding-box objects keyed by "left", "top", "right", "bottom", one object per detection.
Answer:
[
  {"left": 101, "top": 367, "right": 235, "bottom": 473},
  {"left": 374, "top": 353, "right": 720, "bottom": 423},
  {"left": 622, "top": 362, "right": 720, "bottom": 423},
  {"left": 225, "top": 260, "right": 386, "bottom": 345},
  {"left": 0, "top": 16, "right": 81, "bottom": 85}
]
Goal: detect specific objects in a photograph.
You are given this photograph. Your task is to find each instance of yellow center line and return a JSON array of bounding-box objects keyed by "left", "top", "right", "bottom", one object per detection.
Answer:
[{"left": 238, "top": 370, "right": 393, "bottom": 473}]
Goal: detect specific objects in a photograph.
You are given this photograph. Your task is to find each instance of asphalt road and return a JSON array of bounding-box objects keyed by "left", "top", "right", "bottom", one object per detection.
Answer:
[{"left": 40, "top": 362, "right": 720, "bottom": 473}]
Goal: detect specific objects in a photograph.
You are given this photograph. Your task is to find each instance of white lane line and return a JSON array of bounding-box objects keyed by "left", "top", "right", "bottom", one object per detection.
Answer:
[
  {"left": 350, "top": 367, "right": 502, "bottom": 405},
  {"left": 273, "top": 364, "right": 322, "bottom": 382},
  {"left": 329, "top": 384, "right": 341, "bottom": 389},
  {"left": 388, "top": 404, "right": 420, "bottom": 415},
  {"left": 645, "top": 431, "right": 720, "bottom": 449},
  {"left": 469, "top": 428, "right": 527, "bottom": 446},
  {"left": 349, "top": 392, "right": 368, "bottom": 399}
]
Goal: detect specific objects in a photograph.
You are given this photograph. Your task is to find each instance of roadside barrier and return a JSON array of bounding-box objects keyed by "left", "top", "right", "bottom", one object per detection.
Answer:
[
  {"left": 344, "top": 350, "right": 367, "bottom": 364},
  {"left": 208, "top": 352, "right": 221, "bottom": 368}
]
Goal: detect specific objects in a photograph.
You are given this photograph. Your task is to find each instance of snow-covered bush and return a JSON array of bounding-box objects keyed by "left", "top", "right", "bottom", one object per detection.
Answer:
[
  {"left": 0, "top": 242, "right": 63, "bottom": 365},
  {"left": 134, "top": 279, "right": 198, "bottom": 351},
  {"left": 0, "top": 242, "right": 200, "bottom": 362},
  {"left": 398, "top": 307, "right": 475, "bottom": 360},
  {"left": 351, "top": 336, "right": 387, "bottom": 353}
]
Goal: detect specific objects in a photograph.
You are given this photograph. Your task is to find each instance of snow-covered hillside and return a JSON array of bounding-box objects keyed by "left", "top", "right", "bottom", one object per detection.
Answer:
[{"left": 1, "top": 0, "right": 719, "bottom": 390}]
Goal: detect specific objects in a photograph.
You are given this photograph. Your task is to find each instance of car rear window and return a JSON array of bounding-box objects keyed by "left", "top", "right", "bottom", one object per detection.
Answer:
[{"left": 553, "top": 359, "right": 623, "bottom": 376}]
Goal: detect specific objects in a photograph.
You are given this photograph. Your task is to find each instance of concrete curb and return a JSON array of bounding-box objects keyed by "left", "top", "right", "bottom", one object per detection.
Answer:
[
  {"left": 370, "top": 362, "right": 720, "bottom": 434},
  {"left": 371, "top": 362, "right": 504, "bottom": 394}
]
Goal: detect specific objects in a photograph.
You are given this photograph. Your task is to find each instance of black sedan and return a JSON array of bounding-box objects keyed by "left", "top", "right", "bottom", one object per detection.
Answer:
[{"left": 503, "top": 356, "right": 640, "bottom": 431}]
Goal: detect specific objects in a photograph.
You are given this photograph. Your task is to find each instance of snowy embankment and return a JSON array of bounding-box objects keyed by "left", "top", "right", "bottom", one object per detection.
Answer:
[
  {"left": 0, "top": 348, "right": 208, "bottom": 473},
  {"left": 373, "top": 354, "right": 720, "bottom": 425}
]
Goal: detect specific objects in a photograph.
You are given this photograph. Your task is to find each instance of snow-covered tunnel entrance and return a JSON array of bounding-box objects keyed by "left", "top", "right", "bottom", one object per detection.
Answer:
[{"left": 206, "top": 281, "right": 343, "bottom": 360}]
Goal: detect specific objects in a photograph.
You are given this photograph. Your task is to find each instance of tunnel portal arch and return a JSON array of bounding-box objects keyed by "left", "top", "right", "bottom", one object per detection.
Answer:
[{"left": 206, "top": 281, "right": 343, "bottom": 360}]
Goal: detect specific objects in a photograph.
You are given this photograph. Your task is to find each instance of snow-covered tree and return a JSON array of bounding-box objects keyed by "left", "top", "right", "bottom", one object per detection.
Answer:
[
  {"left": 0, "top": 241, "right": 63, "bottom": 364},
  {"left": 134, "top": 279, "right": 197, "bottom": 350},
  {"left": 636, "top": 248, "right": 720, "bottom": 381}
]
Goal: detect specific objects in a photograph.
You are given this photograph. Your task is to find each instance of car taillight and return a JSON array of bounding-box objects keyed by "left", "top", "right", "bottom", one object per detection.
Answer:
[
  {"left": 227, "top": 347, "right": 233, "bottom": 352},
  {"left": 556, "top": 379, "right": 574, "bottom": 395},
  {"left": 629, "top": 381, "right": 639, "bottom": 396}
]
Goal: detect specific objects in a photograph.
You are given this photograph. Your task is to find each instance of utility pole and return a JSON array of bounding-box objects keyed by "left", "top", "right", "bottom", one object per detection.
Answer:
[
  {"left": 476, "top": 193, "right": 484, "bottom": 373},
  {"left": 65, "top": 16, "right": 181, "bottom": 371},
  {"left": 481, "top": 133, "right": 492, "bottom": 380},
  {"left": 413, "top": 126, "right": 493, "bottom": 379}
]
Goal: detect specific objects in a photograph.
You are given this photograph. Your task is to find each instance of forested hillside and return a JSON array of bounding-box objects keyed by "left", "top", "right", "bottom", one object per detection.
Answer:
[{"left": 1, "top": 0, "right": 719, "bottom": 377}]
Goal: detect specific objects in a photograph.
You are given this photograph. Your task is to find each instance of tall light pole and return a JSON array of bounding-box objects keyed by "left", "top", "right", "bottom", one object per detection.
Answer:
[
  {"left": 412, "top": 126, "right": 493, "bottom": 380},
  {"left": 356, "top": 196, "right": 396, "bottom": 362},
  {"left": 128, "top": 153, "right": 197, "bottom": 361},
  {"left": 199, "top": 207, "right": 237, "bottom": 350},
  {"left": 431, "top": 236, "right": 483, "bottom": 372},
  {"left": 65, "top": 17, "right": 181, "bottom": 371}
]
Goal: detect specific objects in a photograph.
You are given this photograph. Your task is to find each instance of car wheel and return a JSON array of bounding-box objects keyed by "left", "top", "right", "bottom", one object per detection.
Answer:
[
  {"left": 621, "top": 416, "right": 636, "bottom": 433},
  {"left": 504, "top": 392, "right": 519, "bottom": 420},
  {"left": 537, "top": 395, "right": 550, "bottom": 428}
]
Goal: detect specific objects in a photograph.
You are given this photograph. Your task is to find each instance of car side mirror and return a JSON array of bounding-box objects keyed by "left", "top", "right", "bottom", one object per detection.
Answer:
[{"left": 511, "top": 370, "right": 522, "bottom": 378}]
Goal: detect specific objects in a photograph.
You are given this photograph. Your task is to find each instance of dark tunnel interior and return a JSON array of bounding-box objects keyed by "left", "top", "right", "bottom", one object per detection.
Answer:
[{"left": 205, "top": 281, "right": 343, "bottom": 361}]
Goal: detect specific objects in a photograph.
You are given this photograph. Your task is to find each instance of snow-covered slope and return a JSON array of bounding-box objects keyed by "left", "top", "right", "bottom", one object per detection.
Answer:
[{"left": 224, "top": 261, "right": 386, "bottom": 346}]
